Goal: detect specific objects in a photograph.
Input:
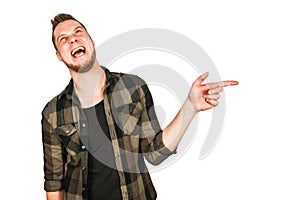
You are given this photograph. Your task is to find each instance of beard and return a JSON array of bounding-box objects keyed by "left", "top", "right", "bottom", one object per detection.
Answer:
[{"left": 63, "top": 49, "right": 96, "bottom": 73}]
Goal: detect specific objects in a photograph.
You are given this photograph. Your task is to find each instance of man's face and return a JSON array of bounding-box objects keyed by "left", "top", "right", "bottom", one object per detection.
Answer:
[{"left": 54, "top": 20, "right": 95, "bottom": 72}]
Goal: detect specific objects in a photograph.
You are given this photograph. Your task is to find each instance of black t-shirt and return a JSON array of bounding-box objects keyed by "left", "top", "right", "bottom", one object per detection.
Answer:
[{"left": 83, "top": 101, "right": 122, "bottom": 200}]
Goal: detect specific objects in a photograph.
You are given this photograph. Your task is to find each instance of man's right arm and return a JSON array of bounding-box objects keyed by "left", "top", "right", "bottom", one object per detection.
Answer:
[
  {"left": 46, "top": 191, "right": 64, "bottom": 200},
  {"left": 42, "top": 105, "right": 65, "bottom": 198}
]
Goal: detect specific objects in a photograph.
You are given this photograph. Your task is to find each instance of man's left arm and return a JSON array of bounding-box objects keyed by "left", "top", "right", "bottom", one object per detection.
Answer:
[{"left": 162, "top": 72, "right": 238, "bottom": 151}]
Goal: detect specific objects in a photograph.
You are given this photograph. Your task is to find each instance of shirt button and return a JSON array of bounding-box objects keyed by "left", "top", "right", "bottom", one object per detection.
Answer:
[
  {"left": 82, "top": 187, "right": 86, "bottom": 191},
  {"left": 82, "top": 166, "right": 86, "bottom": 170},
  {"left": 82, "top": 145, "right": 86, "bottom": 150},
  {"left": 82, "top": 123, "right": 86, "bottom": 128}
]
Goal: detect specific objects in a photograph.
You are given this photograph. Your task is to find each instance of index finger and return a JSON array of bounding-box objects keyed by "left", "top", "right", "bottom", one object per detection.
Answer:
[{"left": 222, "top": 80, "right": 239, "bottom": 87}]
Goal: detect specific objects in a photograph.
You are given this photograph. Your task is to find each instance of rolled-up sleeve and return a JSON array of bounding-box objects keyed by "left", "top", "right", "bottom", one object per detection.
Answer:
[
  {"left": 42, "top": 105, "right": 65, "bottom": 192},
  {"left": 138, "top": 81, "right": 176, "bottom": 165}
]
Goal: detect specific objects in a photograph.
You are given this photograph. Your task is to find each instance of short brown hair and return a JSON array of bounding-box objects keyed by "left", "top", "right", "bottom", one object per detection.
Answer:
[{"left": 51, "top": 13, "right": 87, "bottom": 50}]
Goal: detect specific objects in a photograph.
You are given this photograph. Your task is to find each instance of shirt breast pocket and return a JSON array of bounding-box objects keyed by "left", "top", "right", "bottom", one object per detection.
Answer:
[
  {"left": 116, "top": 102, "right": 143, "bottom": 135},
  {"left": 56, "top": 124, "right": 82, "bottom": 156}
]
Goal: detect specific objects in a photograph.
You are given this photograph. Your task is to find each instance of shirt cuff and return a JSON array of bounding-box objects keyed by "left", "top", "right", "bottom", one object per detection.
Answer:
[
  {"left": 155, "top": 131, "right": 177, "bottom": 156},
  {"left": 44, "top": 180, "right": 64, "bottom": 192}
]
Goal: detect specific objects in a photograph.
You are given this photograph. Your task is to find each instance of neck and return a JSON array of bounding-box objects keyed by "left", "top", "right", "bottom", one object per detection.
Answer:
[{"left": 70, "top": 61, "right": 106, "bottom": 108}]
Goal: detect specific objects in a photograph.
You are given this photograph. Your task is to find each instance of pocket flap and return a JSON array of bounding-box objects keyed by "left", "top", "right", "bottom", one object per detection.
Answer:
[{"left": 56, "top": 124, "right": 78, "bottom": 136}]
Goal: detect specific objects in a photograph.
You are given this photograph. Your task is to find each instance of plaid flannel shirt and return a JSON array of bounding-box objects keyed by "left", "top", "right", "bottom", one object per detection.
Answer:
[{"left": 42, "top": 67, "right": 175, "bottom": 200}]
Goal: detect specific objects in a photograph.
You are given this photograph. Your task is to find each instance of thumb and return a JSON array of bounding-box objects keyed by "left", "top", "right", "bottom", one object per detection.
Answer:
[{"left": 194, "top": 72, "right": 209, "bottom": 86}]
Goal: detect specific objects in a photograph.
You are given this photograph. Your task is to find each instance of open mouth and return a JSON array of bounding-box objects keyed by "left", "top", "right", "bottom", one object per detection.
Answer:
[{"left": 71, "top": 46, "right": 86, "bottom": 58}]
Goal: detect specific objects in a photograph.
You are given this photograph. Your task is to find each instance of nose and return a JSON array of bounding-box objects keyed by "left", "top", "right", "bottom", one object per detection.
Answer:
[{"left": 69, "top": 36, "right": 77, "bottom": 44}]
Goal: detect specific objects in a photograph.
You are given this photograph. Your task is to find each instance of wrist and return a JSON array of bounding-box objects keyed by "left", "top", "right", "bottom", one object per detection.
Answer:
[{"left": 183, "top": 98, "right": 198, "bottom": 117}]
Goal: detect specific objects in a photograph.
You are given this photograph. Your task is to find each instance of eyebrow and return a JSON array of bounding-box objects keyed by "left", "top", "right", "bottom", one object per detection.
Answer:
[{"left": 56, "top": 26, "right": 84, "bottom": 42}]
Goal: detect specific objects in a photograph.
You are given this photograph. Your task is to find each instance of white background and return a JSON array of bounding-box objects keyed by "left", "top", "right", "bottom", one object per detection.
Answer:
[{"left": 1, "top": 0, "right": 300, "bottom": 199}]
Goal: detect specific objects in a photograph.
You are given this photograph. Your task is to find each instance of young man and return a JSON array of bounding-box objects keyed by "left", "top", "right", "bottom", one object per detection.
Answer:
[{"left": 42, "top": 13, "right": 238, "bottom": 200}]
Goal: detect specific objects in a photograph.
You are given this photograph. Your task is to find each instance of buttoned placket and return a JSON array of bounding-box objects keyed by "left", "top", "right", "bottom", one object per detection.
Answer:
[
  {"left": 103, "top": 95, "right": 129, "bottom": 200},
  {"left": 70, "top": 93, "right": 89, "bottom": 199},
  {"left": 79, "top": 110, "right": 89, "bottom": 199}
]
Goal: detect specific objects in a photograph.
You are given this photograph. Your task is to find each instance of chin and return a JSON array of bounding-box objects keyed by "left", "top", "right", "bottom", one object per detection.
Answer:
[
  {"left": 65, "top": 50, "right": 96, "bottom": 73},
  {"left": 66, "top": 59, "right": 95, "bottom": 73}
]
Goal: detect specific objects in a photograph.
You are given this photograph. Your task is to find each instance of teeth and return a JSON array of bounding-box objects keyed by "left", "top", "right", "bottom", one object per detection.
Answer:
[{"left": 71, "top": 46, "right": 85, "bottom": 56}]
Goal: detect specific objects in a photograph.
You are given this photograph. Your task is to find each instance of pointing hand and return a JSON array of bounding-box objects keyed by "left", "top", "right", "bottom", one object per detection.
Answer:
[{"left": 188, "top": 72, "right": 239, "bottom": 112}]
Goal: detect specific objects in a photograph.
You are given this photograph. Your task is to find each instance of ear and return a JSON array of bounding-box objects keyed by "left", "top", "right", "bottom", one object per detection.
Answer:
[{"left": 56, "top": 51, "right": 63, "bottom": 61}]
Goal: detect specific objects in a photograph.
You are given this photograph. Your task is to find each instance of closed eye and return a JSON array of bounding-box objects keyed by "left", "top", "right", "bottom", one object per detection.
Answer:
[
  {"left": 74, "top": 28, "right": 83, "bottom": 36},
  {"left": 59, "top": 36, "right": 67, "bottom": 43}
]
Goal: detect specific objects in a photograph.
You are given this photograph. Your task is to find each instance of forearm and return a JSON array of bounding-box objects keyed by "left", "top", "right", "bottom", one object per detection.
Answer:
[
  {"left": 162, "top": 99, "right": 197, "bottom": 151},
  {"left": 46, "top": 190, "right": 64, "bottom": 200}
]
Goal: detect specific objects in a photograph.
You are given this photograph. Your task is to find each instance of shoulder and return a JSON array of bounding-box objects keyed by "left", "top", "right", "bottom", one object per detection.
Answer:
[
  {"left": 41, "top": 80, "right": 72, "bottom": 118},
  {"left": 107, "top": 70, "right": 148, "bottom": 93},
  {"left": 106, "top": 70, "right": 151, "bottom": 102},
  {"left": 41, "top": 93, "right": 60, "bottom": 119},
  {"left": 102, "top": 65, "right": 147, "bottom": 87},
  {"left": 110, "top": 71, "right": 146, "bottom": 85}
]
